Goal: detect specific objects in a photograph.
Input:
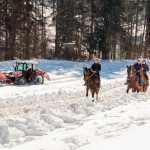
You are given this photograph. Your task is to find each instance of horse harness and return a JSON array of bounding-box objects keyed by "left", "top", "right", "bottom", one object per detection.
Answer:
[
  {"left": 86, "top": 71, "right": 99, "bottom": 84},
  {"left": 127, "top": 70, "right": 138, "bottom": 82}
]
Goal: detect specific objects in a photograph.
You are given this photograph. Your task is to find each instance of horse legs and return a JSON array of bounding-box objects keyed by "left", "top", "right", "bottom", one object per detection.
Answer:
[
  {"left": 86, "top": 86, "right": 89, "bottom": 97},
  {"left": 92, "top": 92, "right": 94, "bottom": 102},
  {"left": 126, "top": 86, "right": 130, "bottom": 93},
  {"left": 96, "top": 88, "right": 100, "bottom": 102},
  {"left": 92, "top": 89, "right": 99, "bottom": 102},
  {"left": 96, "top": 93, "right": 98, "bottom": 102},
  {"left": 143, "top": 85, "right": 147, "bottom": 92}
]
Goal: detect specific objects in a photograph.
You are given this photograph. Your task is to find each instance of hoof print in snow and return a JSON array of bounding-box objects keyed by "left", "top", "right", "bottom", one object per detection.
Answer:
[
  {"left": 23, "top": 108, "right": 31, "bottom": 113},
  {"left": 67, "top": 103, "right": 79, "bottom": 112}
]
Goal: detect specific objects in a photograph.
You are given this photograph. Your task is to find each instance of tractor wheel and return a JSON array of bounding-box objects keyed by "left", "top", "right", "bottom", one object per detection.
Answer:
[
  {"left": 33, "top": 74, "right": 44, "bottom": 84},
  {"left": 15, "top": 76, "right": 26, "bottom": 85}
]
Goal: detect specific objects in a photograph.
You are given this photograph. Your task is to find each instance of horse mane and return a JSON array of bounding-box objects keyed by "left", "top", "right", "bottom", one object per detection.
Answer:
[
  {"left": 84, "top": 67, "right": 92, "bottom": 75},
  {"left": 87, "top": 68, "right": 93, "bottom": 75}
]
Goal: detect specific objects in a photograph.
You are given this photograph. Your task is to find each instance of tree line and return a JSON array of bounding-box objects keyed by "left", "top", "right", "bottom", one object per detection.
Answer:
[{"left": 0, "top": 0, "right": 150, "bottom": 61}]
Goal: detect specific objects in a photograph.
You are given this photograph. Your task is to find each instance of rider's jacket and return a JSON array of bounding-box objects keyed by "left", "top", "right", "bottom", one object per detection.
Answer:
[
  {"left": 133, "top": 63, "right": 142, "bottom": 72},
  {"left": 91, "top": 63, "right": 101, "bottom": 77},
  {"left": 142, "top": 64, "right": 149, "bottom": 74}
]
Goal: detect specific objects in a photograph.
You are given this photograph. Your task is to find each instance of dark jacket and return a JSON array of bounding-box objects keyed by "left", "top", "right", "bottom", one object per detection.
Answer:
[
  {"left": 133, "top": 63, "right": 142, "bottom": 72},
  {"left": 142, "top": 64, "right": 149, "bottom": 73},
  {"left": 91, "top": 63, "right": 101, "bottom": 77}
]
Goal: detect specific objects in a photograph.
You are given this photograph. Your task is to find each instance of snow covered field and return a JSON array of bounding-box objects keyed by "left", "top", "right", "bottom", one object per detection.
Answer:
[{"left": 0, "top": 59, "right": 150, "bottom": 150}]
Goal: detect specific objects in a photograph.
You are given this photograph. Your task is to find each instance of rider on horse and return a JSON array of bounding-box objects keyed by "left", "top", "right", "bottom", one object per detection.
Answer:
[
  {"left": 142, "top": 60, "right": 149, "bottom": 85},
  {"left": 91, "top": 58, "right": 101, "bottom": 87},
  {"left": 133, "top": 59, "right": 142, "bottom": 86},
  {"left": 83, "top": 58, "right": 101, "bottom": 87}
]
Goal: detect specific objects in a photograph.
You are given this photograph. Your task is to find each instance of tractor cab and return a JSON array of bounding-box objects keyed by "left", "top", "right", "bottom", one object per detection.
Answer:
[
  {"left": 15, "top": 61, "right": 37, "bottom": 72},
  {"left": 14, "top": 61, "right": 38, "bottom": 81}
]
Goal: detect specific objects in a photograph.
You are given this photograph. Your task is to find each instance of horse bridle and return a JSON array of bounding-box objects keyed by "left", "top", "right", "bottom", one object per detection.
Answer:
[
  {"left": 127, "top": 67, "right": 140, "bottom": 82},
  {"left": 87, "top": 72, "right": 96, "bottom": 79},
  {"left": 127, "top": 67, "right": 135, "bottom": 82},
  {"left": 84, "top": 69, "right": 96, "bottom": 80}
]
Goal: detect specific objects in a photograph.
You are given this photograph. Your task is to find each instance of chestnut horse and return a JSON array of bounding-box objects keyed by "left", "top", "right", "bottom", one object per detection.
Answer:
[
  {"left": 126, "top": 65, "right": 141, "bottom": 93},
  {"left": 140, "top": 67, "right": 148, "bottom": 92},
  {"left": 83, "top": 67, "right": 100, "bottom": 102},
  {"left": 126, "top": 66, "right": 148, "bottom": 93}
]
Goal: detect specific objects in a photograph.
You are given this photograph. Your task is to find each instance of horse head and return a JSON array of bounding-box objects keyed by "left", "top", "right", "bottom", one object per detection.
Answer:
[
  {"left": 127, "top": 65, "right": 131, "bottom": 77},
  {"left": 83, "top": 67, "right": 91, "bottom": 81},
  {"left": 127, "top": 65, "right": 135, "bottom": 78}
]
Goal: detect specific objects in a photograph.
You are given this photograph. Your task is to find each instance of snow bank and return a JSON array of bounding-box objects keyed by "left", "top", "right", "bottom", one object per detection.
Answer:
[{"left": 0, "top": 59, "right": 150, "bottom": 149}]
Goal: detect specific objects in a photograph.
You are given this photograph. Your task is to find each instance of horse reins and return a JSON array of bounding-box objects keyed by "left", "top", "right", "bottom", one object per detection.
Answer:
[
  {"left": 87, "top": 72, "right": 96, "bottom": 79},
  {"left": 86, "top": 71, "right": 99, "bottom": 85},
  {"left": 127, "top": 69, "right": 140, "bottom": 82}
]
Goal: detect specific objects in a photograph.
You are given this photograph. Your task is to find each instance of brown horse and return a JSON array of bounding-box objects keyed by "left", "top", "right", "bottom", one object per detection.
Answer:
[
  {"left": 126, "top": 65, "right": 141, "bottom": 93},
  {"left": 83, "top": 67, "right": 100, "bottom": 102},
  {"left": 140, "top": 67, "right": 148, "bottom": 92},
  {"left": 126, "top": 66, "right": 148, "bottom": 93}
]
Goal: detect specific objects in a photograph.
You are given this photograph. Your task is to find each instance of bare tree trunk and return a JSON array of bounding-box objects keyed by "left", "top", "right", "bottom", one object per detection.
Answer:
[
  {"left": 102, "top": 51, "right": 108, "bottom": 59},
  {"left": 41, "top": 0, "right": 44, "bottom": 58},
  {"left": 102, "top": 29, "right": 109, "bottom": 59},
  {"left": 113, "top": 37, "right": 117, "bottom": 59},
  {"left": 25, "top": 0, "right": 30, "bottom": 59},
  {"left": 55, "top": 0, "right": 60, "bottom": 58},
  {"left": 130, "top": 2, "right": 134, "bottom": 59},
  {"left": 9, "top": 0, "right": 16, "bottom": 59},
  {"left": 33, "top": 0, "right": 37, "bottom": 58},
  {"left": 127, "top": 14, "right": 131, "bottom": 59},
  {"left": 5, "top": 1, "right": 8, "bottom": 60},
  {"left": 144, "top": 1, "right": 150, "bottom": 58},
  {"left": 89, "top": 0, "right": 94, "bottom": 60},
  {"left": 98, "top": 50, "right": 101, "bottom": 59},
  {"left": 134, "top": 1, "right": 139, "bottom": 59},
  {"left": 140, "top": 10, "right": 146, "bottom": 56}
]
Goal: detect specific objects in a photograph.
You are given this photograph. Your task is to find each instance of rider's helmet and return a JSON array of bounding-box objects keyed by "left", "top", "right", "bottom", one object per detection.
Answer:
[
  {"left": 94, "top": 58, "right": 99, "bottom": 61},
  {"left": 138, "top": 56, "right": 143, "bottom": 62},
  {"left": 137, "top": 58, "right": 142, "bottom": 63},
  {"left": 142, "top": 59, "right": 146, "bottom": 64}
]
